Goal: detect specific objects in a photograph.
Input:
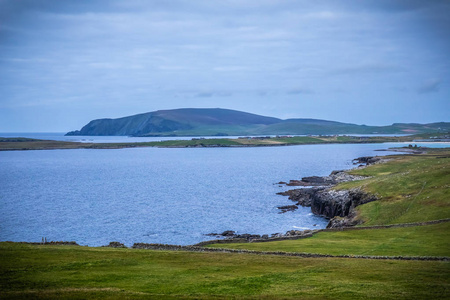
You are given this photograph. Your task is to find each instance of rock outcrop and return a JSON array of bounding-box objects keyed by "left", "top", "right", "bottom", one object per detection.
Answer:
[
  {"left": 352, "top": 156, "right": 382, "bottom": 165},
  {"left": 277, "top": 204, "right": 299, "bottom": 213},
  {"left": 102, "top": 241, "right": 127, "bottom": 248},
  {"left": 311, "top": 188, "right": 377, "bottom": 219},
  {"left": 281, "top": 170, "right": 367, "bottom": 187},
  {"left": 277, "top": 187, "right": 322, "bottom": 206},
  {"left": 205, "top": 231, "right": 263, "bottom": 241},
  {"left": 277, "top": 169, "right": 377, "bottom": 228},
  {"left": 278, "top": 186, "right": 376, "bottom": 222}
]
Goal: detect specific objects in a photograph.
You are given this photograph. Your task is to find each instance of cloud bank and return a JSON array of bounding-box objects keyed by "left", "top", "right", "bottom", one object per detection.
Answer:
[{"left": 0, "top": 0, "right": 449, "bottom": 131}]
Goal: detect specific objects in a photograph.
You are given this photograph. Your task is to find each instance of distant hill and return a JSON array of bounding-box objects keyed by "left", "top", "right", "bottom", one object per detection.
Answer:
[{"left": 66, "top": 108, "right": 450, "bottom": 136}]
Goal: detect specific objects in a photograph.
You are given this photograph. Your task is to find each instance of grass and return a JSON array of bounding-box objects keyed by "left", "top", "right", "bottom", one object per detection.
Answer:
[
  {"left": 1, "top": 243, "right": 449, "bottom": 299},
  {"left": 338, "top": 151, "right": 450, "bottom": 225},
  {"left": 206, "top": 222, "right": 450, "bottom": 257}
]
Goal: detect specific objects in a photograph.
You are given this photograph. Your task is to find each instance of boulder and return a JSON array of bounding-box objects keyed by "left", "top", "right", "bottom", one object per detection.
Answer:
[
  {"left": 277, "top": 204, "right": 298, "bottom": 213},
  {"left": 277, "top": 187, "right": 325, "bottom": 206},
  {"left": 103, "top": 241, "right": 127, "bottom": 248},
  {"left": 353, "top": 156, "right": 382, "bottom": 165},
  {"left": 221, "top": 230, "right": 236, "bottom": 237}
]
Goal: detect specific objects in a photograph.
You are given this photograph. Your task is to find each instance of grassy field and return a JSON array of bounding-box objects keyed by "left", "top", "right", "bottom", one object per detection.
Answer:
[
  {"left": 1, "top": 243, "right": 449, "bottom": 299},
  {"left": 338, "top": 150, "right": 450, "bottom": 225},
  {"left": 1, "top": 148, "right": 449, "bottom": 298},
  {"left": 206, "top": 222, "right": 450, "bottom": 257}
]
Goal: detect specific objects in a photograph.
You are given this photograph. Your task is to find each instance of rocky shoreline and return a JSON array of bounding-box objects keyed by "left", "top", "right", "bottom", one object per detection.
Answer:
[
  {"left": 276, "top": 155, "right": 386, "bottom": 229},
  {"left": 205, "top": 156, "right": 387, "bottom": 243}
]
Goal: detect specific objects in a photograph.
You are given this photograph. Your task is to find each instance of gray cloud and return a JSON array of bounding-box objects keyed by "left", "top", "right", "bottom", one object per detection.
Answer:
[
  {"left": 331, "top": 64, "right": 405, "bottom": 76},
  {"left": 287, "top": 89, "right": 313, "bottom": 95},
  {"left": 417, "top": 79, "right": 442, "bottom": 94},
  {"left": 195, "top": 91, "right": 233, "bottom": 98},
  {"left": 195, "top": 92, "right": 213, "bottom": 98},
  {"left": 0, "top": 0, "right": 449, "bottom": 130}
]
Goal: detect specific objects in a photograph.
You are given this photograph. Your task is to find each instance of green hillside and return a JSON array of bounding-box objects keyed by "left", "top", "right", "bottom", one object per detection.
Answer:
[{"left": 66, "top": 108, "right": 450, "bottom": 136}]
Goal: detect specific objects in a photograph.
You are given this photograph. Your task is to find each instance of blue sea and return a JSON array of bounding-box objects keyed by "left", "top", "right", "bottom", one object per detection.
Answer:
[{"left": 0, "top": 134, "right": 448, "bottom": 246}]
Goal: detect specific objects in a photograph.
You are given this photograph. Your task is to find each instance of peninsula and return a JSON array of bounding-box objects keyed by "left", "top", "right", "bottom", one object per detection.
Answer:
[{"left": 1, "top": 133, "right": 449, "bottom": 151}]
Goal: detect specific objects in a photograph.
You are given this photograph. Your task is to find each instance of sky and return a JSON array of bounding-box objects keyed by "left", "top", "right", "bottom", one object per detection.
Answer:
[{"left": 0, "top": 0, "right": 449, "bottom": 132}]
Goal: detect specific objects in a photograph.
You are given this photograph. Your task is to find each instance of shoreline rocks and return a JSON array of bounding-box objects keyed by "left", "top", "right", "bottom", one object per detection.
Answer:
[
  {"left": 205, "top": 231, "right": 265, "bottom": 241},
  {"left": 199, "top": 229, "right": 319, "bottom": 245},
  {"left": 102, "top": 241, "right": 127, "bottom": 248},
  {"left": 277, "top": 204, "right": 298, "bottom": 213},
  {"left": 277, "top": 187, "right": 322, "bottom": 206},
  {"left": 352, "top": 156, "right": 382, "bottom": 165},
  {"left": 277, "top": 186, "right": 377, "bottom": 227},
  {"left": 214, "top": 158, "right": 381, "bottom": 242},
  {"left": 277, "top": 158, "right": 381, "bottom": 228},
  {"left": 280, "top": 169, "right": 368, "bottom": 187},
  {"left": 310, "top": 188, "right": 377, "bottom": 219}
]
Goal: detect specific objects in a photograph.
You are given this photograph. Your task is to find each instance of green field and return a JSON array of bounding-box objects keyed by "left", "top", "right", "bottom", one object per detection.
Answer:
[
  {"left": 339, "top": 150, "right": 450, "bottom": 225},
  {"left": 1, "top": 243, "right": 448, "bottom": 299},
  {"left": 206, "top": 222, "right": 450, "bottom": 257},
  {"left": 1, "top": 148, "right": 449, "bottom": 299}
]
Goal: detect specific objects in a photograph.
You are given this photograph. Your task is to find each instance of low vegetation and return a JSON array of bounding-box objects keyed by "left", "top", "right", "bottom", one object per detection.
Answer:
[
  {"left": 339, "top": 149, "right": 450, "bottom": 225},
  {"left": 1, "top": 243, "right": 448, "bottom": 299},
  {"left": 206, "top": 222, "right": 450, "bottom": 257}
]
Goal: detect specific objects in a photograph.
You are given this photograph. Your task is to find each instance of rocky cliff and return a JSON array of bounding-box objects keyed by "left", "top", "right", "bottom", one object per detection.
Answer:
[
  {"left": 311, "top": 188, "right": 377, "bottom": 218},
  {"left": 277, "top": 168, "right": 378, "bottom": 228}
]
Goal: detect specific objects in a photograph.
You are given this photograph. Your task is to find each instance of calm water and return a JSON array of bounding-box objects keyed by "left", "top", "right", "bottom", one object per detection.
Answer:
[{"left": 0, "top": 143, "right": 446, "bottom": 246}]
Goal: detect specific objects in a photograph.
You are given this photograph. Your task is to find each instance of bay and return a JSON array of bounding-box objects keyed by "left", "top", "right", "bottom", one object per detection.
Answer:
[{"left": 0, "top": 143, "right": 446, "bottom": 246}]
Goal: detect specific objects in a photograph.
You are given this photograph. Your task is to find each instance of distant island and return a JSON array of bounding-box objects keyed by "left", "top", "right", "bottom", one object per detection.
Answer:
[{"left": 65, "top": 108, "right": 450, "bottom": 137}]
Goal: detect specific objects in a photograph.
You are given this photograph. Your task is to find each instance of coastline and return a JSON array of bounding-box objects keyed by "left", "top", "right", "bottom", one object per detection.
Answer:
[
  {"left": 1, "top": 146, "right": 448, "bottom": 265},
  {"left": 1, "top": 133, "right": 449, "bottom": 151},
  {"left": 201, "top": 146, "right": 446, "bottom": 245},
  {"left": 1, "top": 143, "right": 446, "bottom": 248},
  {"left": 203, "top": 155, "right": 387, "bottom": 244}
]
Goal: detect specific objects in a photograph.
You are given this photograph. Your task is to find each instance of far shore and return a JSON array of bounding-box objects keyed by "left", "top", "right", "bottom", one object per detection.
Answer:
[{"left": 0, "top": 133, "right": 448, "bottom": 151}]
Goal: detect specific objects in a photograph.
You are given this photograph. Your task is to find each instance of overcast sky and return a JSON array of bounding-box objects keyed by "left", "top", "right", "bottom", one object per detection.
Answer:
[{"left": 0, "top": 0, "right": 449, "bottom": 132}]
